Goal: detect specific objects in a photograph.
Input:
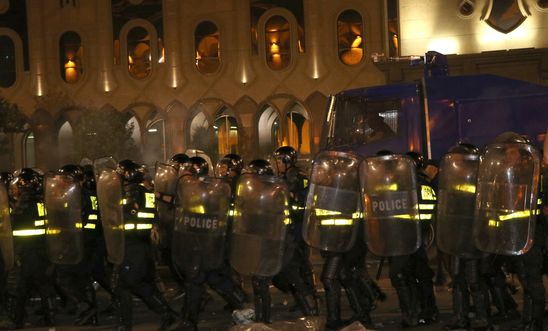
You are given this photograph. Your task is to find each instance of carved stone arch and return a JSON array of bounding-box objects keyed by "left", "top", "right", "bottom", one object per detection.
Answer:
[
  {"left": 255, "top": 101, "right": 283, "bottom": 159},
  {"left": 29, "top": 108, "right": 57, "bottom": 170},
  {"left": 282, "top": 98, "right": 313, "bottom": 158},
  {"left": 305, "top": 91, "right": 329, "bottom": 153}
]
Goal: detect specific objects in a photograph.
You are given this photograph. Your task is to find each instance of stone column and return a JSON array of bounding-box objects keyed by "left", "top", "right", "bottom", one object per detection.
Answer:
[
  {"left": 163, "top": 0, "right": 185, "bottom": 89},
  {"left": 96, "top": 0, "right": 118, "bottom": 93}
]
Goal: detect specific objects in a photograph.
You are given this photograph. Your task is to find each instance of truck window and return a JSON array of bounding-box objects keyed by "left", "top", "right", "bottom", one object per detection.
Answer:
[{"left": 330, "top": 98, "right": 400, "bottom": 147}]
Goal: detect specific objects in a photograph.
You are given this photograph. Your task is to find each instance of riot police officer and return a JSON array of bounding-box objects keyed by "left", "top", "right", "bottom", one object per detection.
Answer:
[
  {"left": 9, "top": 168, "right": 57, "bottom": 328},
  {"left": 110, "top": 160, "right": 178, "bottom": 331},
  {"left": 272, "top": 146, "right": 319, "bottom": 317}
]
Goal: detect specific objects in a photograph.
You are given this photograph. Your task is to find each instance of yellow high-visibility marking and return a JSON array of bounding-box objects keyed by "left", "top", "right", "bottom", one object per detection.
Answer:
[
  {"left": 321, "top": 219, "right": 353, "bottom": 226},
  {"left": 499, "top": 210, "right": 530, "bottom": 221},
  {"left": 13, "top": 229, "right": 46, "bottom": 236},
  {"left": 315, "top": 209, "right": 341, "bottom": 216},
  {"left": 88, "top": 214, "right": 98, "bottom": 220},
  {"left": 421, "top": 185, "right": 436, "bottom": 200},
  {"left": 488, "top": 219, "right": 500, "bottom": 227},
  {"left": 375, "top": 184, "right": 398, "bottom": 191},
  {"left": 419, "top": 214, "right": 433, "bottom": 220},
  {"left": 419, "top": 204, "right": 435, "bottom": 210},
  {"left": 34, "top": 220, "right": 45, "bottom": 226},
  {"left": 137, "top": 212, "right": 155, "bottom": 219},
  {"left": 90, "top": 196, "right": 98, "bottom": 210},
  {"left": 453, "top": 184, "right": 476, "bottom": 193},
  {"left": 37, "top": 203, "right": 46, "bottom": 216},
  {"left": 145, "top": 193, "right": 156, "bottom": 208},
  {"left": 84, "top": 223, "right": 96, "bottom": 229}
]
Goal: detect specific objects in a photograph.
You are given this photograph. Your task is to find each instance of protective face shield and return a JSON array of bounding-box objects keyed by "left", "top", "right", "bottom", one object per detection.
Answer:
[
  {"left": 406, "top": 151, "right": 425, "bottom": 170},
  {"left": 245, "top": 159, "right": 274, "bottom": 176},
  {"left": 10, "top": 168, "right": 42, "bottom": 201},
  {"left": 58, "top": 164, "right": 85, "bottom": 183},
  {"left": 494, "top": 131, "right": 529, "bottom": 144},
  {"left": 81, "top": 165, "right": 96, "bottom": 191},
  {"left": 215, "top": 154, "right": 243, "bottom": 178},
  {"left": 0, "top": 172, "right": 13, "bottom": 190},
  {"left": 189, "top": 156, "right": 209, "bottom": 176},
  {"left": 273, "top": 146, "right": 297, "bottom": 173},
  {"left": 116, "top": 159, "right": 145, "bottom": 184},
  {"left": 169, "top": 153, "right": 190, "bottom": 170}
]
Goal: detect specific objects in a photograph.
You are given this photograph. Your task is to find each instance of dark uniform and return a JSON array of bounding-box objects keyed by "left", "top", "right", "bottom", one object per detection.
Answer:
[
  {"left": 9, "top": 169, "right": 57, "bottom": 328},
  {"left": 112, "top": 160, "right": 177, "bottom": 331}
]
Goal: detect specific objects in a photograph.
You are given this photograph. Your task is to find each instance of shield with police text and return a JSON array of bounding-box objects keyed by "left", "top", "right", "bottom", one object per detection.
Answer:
[
  {"left": 44, "top": 174, "right": 84, "bottom": 264},
  {"left": 303, "top": 151, "right": 361, "bottom": 252},
  {"left": 172, "top": 175, "right": 231, "bottom": 274},
  {"left": 436, "top": 152, "right": 482, "bottom": 258},
  {"left": 360, "top": 154, "right": 420, "bottom": 257},
  {"left": 0, "top": 185, "right": 14, "bottom": 270},
  {"left": 97, "top": 168, "right": 124, "bottom": 264},
  {"left": 474, "top": 143, "right": 540, "bottom": 255},
  {"left": 154, "top": 162, "right": 179, "bottom": 246},
  {"left": 230, "top": 174, "right": 290, "bottom": 277}
]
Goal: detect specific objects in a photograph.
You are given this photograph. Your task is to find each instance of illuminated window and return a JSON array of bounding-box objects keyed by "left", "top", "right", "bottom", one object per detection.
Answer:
[
  {"left": 387, "top": 0, "right": 400, "bottom": 58},
  {"left": 258, "top": 105, "right": 281, "bottom": 157},
  {"left": 0, "top": 35, "right": 16, "bottom": 87},
  {"left": 58, "top": 121, "right": 74, "bottom": 164},
  {"left": 59, "top": 31, "right": 83, "bottom": 84},
  {"left": 144, "top": 114, "right": 165, "bottom": 167},
  {"left": 337, "top": 10, "right": 364, "bottom": 65},
  {"left": 127, "top": 27, "right": 151, "bottom": 79},
  {"left": 286, "top": 104, "right": 310, "bottom": 156},
  {"left": 195, "top": 21, "right": 220, "bottom": 74},
  {"left": 214, "top": 108, "right": 238, "bottom": 157},
  {"left": 265, "top": 15, "right": 290, "bottom": 70},
  {"left": 24, "top": 131, "right": 35, "bottom": 168}
]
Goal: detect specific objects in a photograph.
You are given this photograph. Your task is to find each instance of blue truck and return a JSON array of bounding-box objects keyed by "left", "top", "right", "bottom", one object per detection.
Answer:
[{"left": 322, "top": 52, "right": 548, "bottom": 159}]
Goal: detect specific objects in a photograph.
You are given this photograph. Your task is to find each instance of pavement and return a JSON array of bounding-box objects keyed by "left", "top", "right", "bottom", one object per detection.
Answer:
[{"left": 11, "top": 252, "right": 548, "bottom": 331}]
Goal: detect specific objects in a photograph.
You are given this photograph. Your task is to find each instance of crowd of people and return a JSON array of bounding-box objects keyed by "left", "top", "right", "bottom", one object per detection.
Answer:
[{"left": 0, "top": 130, "right": 544, "bottom": 331}]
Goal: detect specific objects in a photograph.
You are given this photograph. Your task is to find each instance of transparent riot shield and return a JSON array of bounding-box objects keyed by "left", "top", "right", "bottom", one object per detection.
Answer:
[
  {"left": 230, "top": 174, "right": 290, "bottom": 277},
  {"left": 97, "top": 168, "right": 124, "bottom": 264},
  {"left": 44, "top": 174, "right": 84, "bottom": 264},
  {"left": 436, "top": 152, "right": 482, "bottom": 258},
  {"left": 474, "top": 143, "right": 540, "bottom": 255},
  {"left": 360, "top": 154, "right": 421, "bottom": 257},
  {"left": 172, "top": 176, "right": 231, "bottom": 274},
  {"left": 93, "top": 157, "right": 117, "bottom": 182},
  {"left": 0, "top": 185, "right": 14, "bottom": 270},
  {"left": 154, "top": 162, "right": 179, "bottom": 246},
  {"left": 303, "top": 151, "right": 361, "bottom": 252}
]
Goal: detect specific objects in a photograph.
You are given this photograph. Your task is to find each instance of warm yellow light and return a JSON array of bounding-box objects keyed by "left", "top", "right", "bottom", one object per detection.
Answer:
[
  {"left": 351, "top": 35, "right": 362, "bottom": 48},
  {"left": 64, "top": 60, "right": 79, "bottom": 84},
  {"left": 270, "top": 42, "right": 280, "bottom": 54}
]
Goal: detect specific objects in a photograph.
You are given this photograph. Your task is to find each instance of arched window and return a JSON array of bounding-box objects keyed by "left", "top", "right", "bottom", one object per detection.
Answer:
[
  {"left": 126, "top": 115, "right": 141, "bottom": 145},
  {"left": 59, "top": 31, "right": 83, "bottom": 84},
  {"left": 213, "top": 108, "right": 238, "bottom": 157},
  {"left": 337, "top": 10, "right": 364, "bottom": 65},
  {"left": 58, "top": 121, "right": 74, "bottom": 164},
  {"left": 286, "top": 104, "right": 310, "bottom": 155},
  {"left": 258, "top": 105, "right": 281, "bottom": 157},
  {"left": 265, "top": 15, "right": 290, "bottom": 70},
  {"left": 24, "top": 131, "right": 36, "bottom": 168},
  {"left": 0, "top": 35, "right": 16, "bottom": 88},
  {"left": 195, "top": 21, "right": 220, "bottom": 74},
  {"left": 127, "top": 27, "right": 151, "bottom": 79},
  {"left": 538, "top": 0, "right": 548, "bottom": 9},
  {"left": 144, "top": 115, "right": 165, "bottom": 166},
  {"left": 189, "top": 112, "right": 215, "bottom": 156}
]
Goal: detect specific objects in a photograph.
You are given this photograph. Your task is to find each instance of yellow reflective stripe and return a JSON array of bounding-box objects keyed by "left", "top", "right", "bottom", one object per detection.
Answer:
[
  {"left": 63, "top": 202, "right": 68, "bottom": 208},
  {"left": 419, "top": 214, "right": 433, "bottom": 220},
  {"left": 88, "top": 214, "right": 98, "bottom": 220},
  {"left": 419, "top": 204, "right": 435, "bottom": 210},
  {"left": 84, "top": 223, "right": 96, "bottom": 229},
  {"left": 352, "top": 212, "right": 363, "bottom": 219},
  {"left": 189, "top": 206, "right": 205, "bottom": 214},
  {"left": 421, "top": 185, "right": 436, "bottom": 200},
  {"left": 537, "top": 198, "right": 542, "bottom": 205},
  {"left": 291, "top": 205, "right": 305, "bottom": 210},
  {"left": 453, "top": 184, "right": 476, "bottom": 193},
  {"left": 75, "top": 223, "right": 83, "bottom": 228},
  {"left": 499, "top": 210, "right": 531, "bottom": 221},
  {"left": 121, "top": 199, "right": 127, "bottom": 205},
  {"left": 13, "top": 229, "right": 46, "bottom": 236},
  {"left": 228, "top": 209, "right": 234, "bottom": 216},
  {"left": 314, "top": 209, "right": 341, "bottom": 216},
  {"left": 375, "top": 184, "right": 398, "bottom": 191},
  {"left": 145, "top": 193, "right": 155, "bottom": 208},
  {"left": 137, "top": 212, "right": 155, "bottom": 219},
  {"left": 488, "top": 219, "right": 500, "bottom": 227},
  {"left": 393, "top": 214, "right": 420, "bottom": 220},
  {"left": 124, "top": 223, "right": 152, "bottom": 230},
  {"left": 37, "top": 203, "right": 46, "bottom": 216},
  {"left": 34, "top": 220, "right": 45, "bottom": 226},
  {"left": 90, "top": 196, "right": 98, "bottom": 210},
  {"left": 283, "top": 218, "right": 292, "bottom": 225},
  {"left": 303, "top": 179, "right": 309, "bottom": 187},
  {"left": 321, "top": 219, "right": 353, "bottom": 226}
]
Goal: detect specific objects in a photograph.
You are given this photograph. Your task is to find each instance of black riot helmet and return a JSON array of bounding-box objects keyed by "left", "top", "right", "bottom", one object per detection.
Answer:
[
  {"left": 273, "top": 146, "right": 297, "bottom": 167},
  {"left": 406, "top": 151, "right": 426, "bottom": 170},
  {"left": 246, "top": 159, "right": 274, "bottom": 176},
  {"left": 494, "top": 131, "right": 529, "bottom": 144},
  {"left": 116, "top": 159, "right": 145, "bottom": 184},
  {"left": 0, "top": 172, "right": 13, "bottom": 190},
  {"left": 376, "top": 149, "right": 394, "bottom": 156},
  {"left": 81, "top": 164, "right": 96, "bottom": 190},
  {"left": 189, "top": 156, "right": 209, "bottom": 176},
  {"left": 448, "top": 143, "right": 479, "bottom": 155},
  {"left": 10, "top": 168, "right": 42, "bottom": 200},
  {"left": 216, "top": 154, "right": 243, "bottom": 177},
  {"left": 169, "top": 153, "right": 190, "bottom": 169},
  {"left": 58, "top": 164, "right": 84, "bottom": 182}
]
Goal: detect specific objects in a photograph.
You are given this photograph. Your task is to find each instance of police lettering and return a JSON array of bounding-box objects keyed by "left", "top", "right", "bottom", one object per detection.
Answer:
[
  {"left": 372, "top": 197, "right": 408, "bottom": 212},
  {"left": 183, "top": 216, "right": 219, "bottom": 230}
]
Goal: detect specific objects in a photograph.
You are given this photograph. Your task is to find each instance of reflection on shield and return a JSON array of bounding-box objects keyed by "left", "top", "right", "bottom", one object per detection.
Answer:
[
  {"left": 0, "top": 185, "right": 14, "bottom": 270},
  {"left": 360, "top": 154, "right": 421, "bottom": 257},
  {"left": 154, "top": 162, "right": 179, "bottom": 246},
  {"left": 485, "top": 0, "right": 527, "bottom": 33},
  {"left": 474, "top": 143, "right": 540, "bottom": 255},
  {"left": 303, "top": 151, "right": 361, "bottom": 252},
  {"left": 97, "top": 168, "right": 124, "bottom": 264}
]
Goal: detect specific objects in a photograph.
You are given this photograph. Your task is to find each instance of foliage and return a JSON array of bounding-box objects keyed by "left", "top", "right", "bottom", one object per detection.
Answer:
[
  {"left": 74, "top": 108, "right": 141, "bottom": 162},
  {"left": 0, "top": 97, "right": 27, "bottom": 133},
  {"left": 189, "top": 125, "right": 217, "bottom": 161}
]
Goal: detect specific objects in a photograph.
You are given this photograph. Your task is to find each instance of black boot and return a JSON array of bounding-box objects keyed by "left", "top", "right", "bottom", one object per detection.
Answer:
[
  {"left": 395, "top": 284, "right": 419, "bottom": 327},
  {"left": 343, "top": 283, "right": 372, "bottom": 327},
  {"left": 146, "top": 292, "right": 179, "bottom": 331},
  {"left": 41, "top": 297, "right": 56, "bottom": 327},
  {"left": 116, "top": 290, "right": 133, "bottom": 331},
  {"left": 252, "top": 277, "right": 271, "bottom": 324},
  {"left": 445, "top": 285, "right": 469, "bottom": 330},
  {"left": 76, "top": 285, "right": 98, "bottom": 326}
]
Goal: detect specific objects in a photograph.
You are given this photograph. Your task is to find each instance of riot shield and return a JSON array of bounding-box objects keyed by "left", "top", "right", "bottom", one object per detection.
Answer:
[
  {"left": 172, "top": 175, "right": 231, "bottom": 274},
  {"left": 154, "top": 162, "right": 179, "bottom": 245},
  {"left": 303, "top": 151, "right": 361, "bottom": 252},
  {"left": 93, "top": 157, "right": 117, "bottom": 182},
  {"left": 0, "top": 185, "right": 14, "bottom": 270},
  {"left": 360, "top": 154, "right": 421, "bottom": 257},
  {"left": 230, "top": 174, "right": 290, "bottom": 277},
  {"left": 97, "top": 168, "right": 124, "bottom": 264},
  {"left": 44, "top": 174, "right": 84, "bottom": 264},
  {"left": 474, "top": 143, "right": 540, "bottom": 255},
  {"left": 436, "top": 152, "right": 482, "bottom": 258}
]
